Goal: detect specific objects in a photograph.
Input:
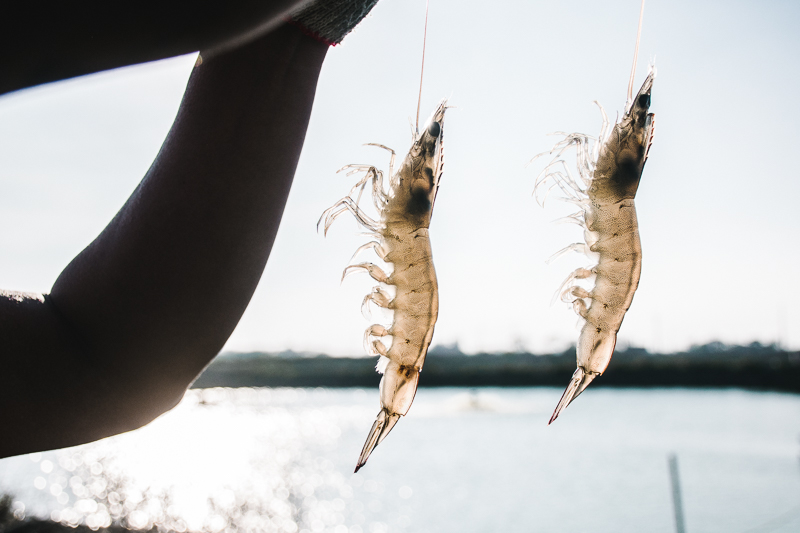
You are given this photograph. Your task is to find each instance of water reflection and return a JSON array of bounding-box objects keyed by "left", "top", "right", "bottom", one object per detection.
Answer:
[
  {"left": 6, "top": 388, "right": 391, "bottom": 533},
  {"left": 1, "top": 387, "right": 799, "bottom": 533}
]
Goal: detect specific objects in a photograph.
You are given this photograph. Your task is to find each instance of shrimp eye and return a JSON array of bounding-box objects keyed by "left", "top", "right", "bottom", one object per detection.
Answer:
[
  {"left": 427, "top": 121, "right": 441, "bottom": 138},
  {"left": 638, "top": 93, "right": 651, "bottom": 109}
]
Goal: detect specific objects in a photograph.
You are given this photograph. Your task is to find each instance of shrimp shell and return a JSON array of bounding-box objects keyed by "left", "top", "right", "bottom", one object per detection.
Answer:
[
  {"left": 534, "top": 68, "right": 655, "bottom": 424},
  {"left": 319, "top": 100, "right": 447, "bottom": 471}
]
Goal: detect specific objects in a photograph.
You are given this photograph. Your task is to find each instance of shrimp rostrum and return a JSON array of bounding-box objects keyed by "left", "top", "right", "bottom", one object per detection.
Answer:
[
  {"left": 319, "top": 100, "right": 447, "bottom": 471},
  {"left": 534, "top": 68, "right": 655, "bottom": 424}
]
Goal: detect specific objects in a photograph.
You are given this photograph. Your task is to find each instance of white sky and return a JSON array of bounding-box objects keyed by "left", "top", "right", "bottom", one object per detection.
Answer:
[{"left": 0, "top": 0, "right": 798, "bottom": 356}]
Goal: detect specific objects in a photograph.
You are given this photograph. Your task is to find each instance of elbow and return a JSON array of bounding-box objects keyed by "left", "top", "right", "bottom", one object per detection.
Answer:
[
  {"left": 115, "top": 381, "right": 188, "bottom": 433},
  {"left": 41, "top": 294, "right": 218, "bottom": 443},
  {"left": 96, "top": 365, "right": 200, "bottom": 437}
]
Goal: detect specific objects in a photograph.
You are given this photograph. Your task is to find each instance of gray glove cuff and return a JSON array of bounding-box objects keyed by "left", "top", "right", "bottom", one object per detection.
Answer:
[{"left": 290, "top": 0, "right": 380, "bottom": 45}]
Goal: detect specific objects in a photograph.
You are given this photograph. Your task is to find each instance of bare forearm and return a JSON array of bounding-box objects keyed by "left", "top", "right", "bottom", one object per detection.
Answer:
[
  {"left": 51, "top": 22, "right": 328, "bottom": 402},
  {"left": 0, "top": 0, "right": 313, "bottom": 95},
  {"left": 0, "top": 24, "right": 327, "bottom": 458}
]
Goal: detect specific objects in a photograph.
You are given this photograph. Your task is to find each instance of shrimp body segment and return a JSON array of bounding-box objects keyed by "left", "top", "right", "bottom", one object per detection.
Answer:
[
  {"left": 319, "top": 101, "right": 447, "bottom": 471},
  {"left": 535, "top": 69, "right": 655, "bottom": 424}
]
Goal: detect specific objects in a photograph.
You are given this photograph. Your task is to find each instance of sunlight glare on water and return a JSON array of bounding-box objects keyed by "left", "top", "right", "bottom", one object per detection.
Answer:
[{"left": 1, "top": 387, "right": 799, "bottom": 533}]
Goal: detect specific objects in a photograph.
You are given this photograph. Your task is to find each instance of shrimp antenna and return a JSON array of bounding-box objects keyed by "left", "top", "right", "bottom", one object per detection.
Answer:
[
  {"left": 626, "top": 0, "right": 646, "bottom": 111},
  {"left": 415, "top": 0, "right": 430, "bottom": 135}
]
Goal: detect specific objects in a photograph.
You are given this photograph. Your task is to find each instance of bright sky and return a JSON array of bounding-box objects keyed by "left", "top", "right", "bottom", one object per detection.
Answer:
[{"left": 0, "top": 0, "right": 798, "bottom": 356}]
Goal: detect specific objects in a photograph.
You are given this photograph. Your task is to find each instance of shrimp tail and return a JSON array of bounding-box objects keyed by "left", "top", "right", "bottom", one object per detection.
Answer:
[
  {"left": 355, "top": 408, "right": 401, "bottom": 472},
  {"left": 548, "top": 367, "right": 598, "bottom": 425}
]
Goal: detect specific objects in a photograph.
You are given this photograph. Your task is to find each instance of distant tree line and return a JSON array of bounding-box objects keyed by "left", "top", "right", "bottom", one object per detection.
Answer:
[{"left": 193, "top": 342, "right": 800, "bottom": 392}]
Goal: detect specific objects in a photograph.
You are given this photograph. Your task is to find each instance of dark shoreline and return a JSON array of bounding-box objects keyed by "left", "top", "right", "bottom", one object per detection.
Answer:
[{"left": 192, "top": 345, "right": 800, "bottom": 393}]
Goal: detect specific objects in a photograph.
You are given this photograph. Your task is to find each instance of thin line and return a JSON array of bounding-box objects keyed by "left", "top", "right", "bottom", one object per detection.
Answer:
[
  {"left": 415, "top": 0, "right": 429, "bottom": 134},
  {"left": 627, "top": 0, "right": 646, "bottom": 109}
]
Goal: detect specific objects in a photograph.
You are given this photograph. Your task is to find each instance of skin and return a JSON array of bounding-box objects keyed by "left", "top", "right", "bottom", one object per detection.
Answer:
[
  {"left": 0, "top": 11, "right": 328, "bottom": 458},
  {"left": 0, "top": 0, "right": 313, "bottom": 96}
]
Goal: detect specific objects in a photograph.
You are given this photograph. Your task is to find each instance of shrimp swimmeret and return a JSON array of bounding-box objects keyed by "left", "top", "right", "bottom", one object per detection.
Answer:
[
  {"left": 533, "top": 10, "right": 655, "bottom": 423},
  {"left": 319, "top": 100, "right": 447, "bottom": 472}
]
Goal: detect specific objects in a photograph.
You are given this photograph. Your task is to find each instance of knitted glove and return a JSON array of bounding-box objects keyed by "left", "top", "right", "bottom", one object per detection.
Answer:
[{"left": 290, "top": 0, "right": 380, "bottom": 45}]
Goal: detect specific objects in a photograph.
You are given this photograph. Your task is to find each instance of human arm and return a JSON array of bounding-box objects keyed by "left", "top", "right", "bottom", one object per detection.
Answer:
[
  {"left": 0, "top": 23, "right": 327, "bottom": 458},
  {"left": 0, "top": 0, "right": 314, "bottom": 95}
]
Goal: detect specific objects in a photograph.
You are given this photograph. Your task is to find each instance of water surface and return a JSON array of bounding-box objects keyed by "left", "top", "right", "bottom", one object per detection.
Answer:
[{"left": 1, "top": 387, "right": 798, "bottom": 533}]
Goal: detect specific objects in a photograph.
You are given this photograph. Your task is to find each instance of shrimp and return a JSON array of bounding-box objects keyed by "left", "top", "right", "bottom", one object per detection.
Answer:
[
  {"left": 318, "top": 100, "right": 447, "bottom": 471},
  {"left": 533, "top": 1, "right": 655, "bottom": 424}
]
